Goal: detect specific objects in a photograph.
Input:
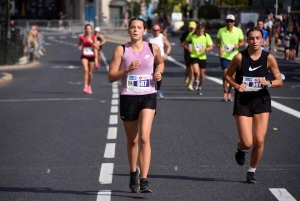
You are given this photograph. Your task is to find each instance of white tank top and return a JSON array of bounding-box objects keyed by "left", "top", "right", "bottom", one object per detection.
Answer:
[{"left": 149, "top": 33, "right": 165, "bottom": 56}]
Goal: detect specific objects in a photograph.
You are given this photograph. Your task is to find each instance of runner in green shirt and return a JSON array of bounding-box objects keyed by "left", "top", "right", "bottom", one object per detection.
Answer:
[
  {"left": 185, "top": 24, "right": 213, "bottom": 95},
  {"left": 216, "top": 14, "right": 244, "bottom": 101}
]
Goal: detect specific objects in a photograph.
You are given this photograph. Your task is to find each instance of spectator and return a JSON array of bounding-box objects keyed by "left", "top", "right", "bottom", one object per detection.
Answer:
[
  {"left": 289, "top": 32, "right": 298, "bottom": 60},
  {"left": 284, "top": 35, "right": 290, "bottom": 60},
  {"left": 121, "top": 11, "right": 129, "bottom": 28},
  {"left": 295, "top": 26, "right": 300, "bottom": 58},
  {"left": 10, "top": 20, "right": 17, "bottom": 45}
]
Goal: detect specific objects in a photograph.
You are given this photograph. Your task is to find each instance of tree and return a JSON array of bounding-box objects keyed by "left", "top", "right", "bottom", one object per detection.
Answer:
[
  {"left": 197, "top": 5, "right": 220, "bottom": 20},
  {"left": 218, "top": 0, "right": 248, "bottom": 8}
]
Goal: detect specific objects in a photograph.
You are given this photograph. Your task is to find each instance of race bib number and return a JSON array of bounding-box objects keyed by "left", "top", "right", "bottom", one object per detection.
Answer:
[
  {"left": 194, "top": 44, "right": 204, "bottom": 51},
  {"left": 224, "top": 44, "right": 234, "bottom": 52},
  {"left": 242, "top": 76, "right": 264, "bottom": 91},
  {"left": 83, "top": 47, "right": 94, "bottom": 56},
  {"left": 127, "top": 75, "right": 150, "bottom": 92}
]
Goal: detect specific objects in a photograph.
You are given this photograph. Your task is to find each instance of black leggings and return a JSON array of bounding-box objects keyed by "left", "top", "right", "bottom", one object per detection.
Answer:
[{"left": 157, "top": 80, "right": 162, "bottom": 90}]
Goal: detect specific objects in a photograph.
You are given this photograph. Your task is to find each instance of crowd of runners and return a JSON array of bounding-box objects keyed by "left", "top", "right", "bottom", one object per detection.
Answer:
[{"left": 77, "top": 16, "right": 283, "bottom": 193}]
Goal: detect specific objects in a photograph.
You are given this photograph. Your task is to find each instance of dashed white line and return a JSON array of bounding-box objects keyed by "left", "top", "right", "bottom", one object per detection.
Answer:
[
  {"left": 111, "top": 106, "right": 118, "bottom": 113},
  {"left": 111, "top": 99, "right": 119, "bottom": 105},
  {"left": 269, "top": 188, "right": 297, "bottom": 201},
  {"left": 112, "top": 88, "right": 118, "bottom": 94},
  {"left": 104, "top": 143, "right": 116, "bottom": 158},
  {"left": 99, "top": 163, "right": 114, "bottom": 184},
  {"left": 107, "top": 127, "right": 117, "bottom": 139},
  {"left": 112, "top": 94, "right": 119, "bottom": 98},
  {"left": 97, "top": 190, "right": 111, "bottom": 201},
  {"left": 109, "top": 114, "right": 118, "bottom": 124},
  {"left": 0, "top": 98, "right": 95, "bottom": 102}
]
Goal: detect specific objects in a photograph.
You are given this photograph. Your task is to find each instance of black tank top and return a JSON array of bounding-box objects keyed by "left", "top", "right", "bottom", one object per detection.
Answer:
[
  {"left": 235, "top": 48, "right": 269, "bottom": 85},
  {"left": 97, "top": 36, "right": 102, "bottom": 43}
]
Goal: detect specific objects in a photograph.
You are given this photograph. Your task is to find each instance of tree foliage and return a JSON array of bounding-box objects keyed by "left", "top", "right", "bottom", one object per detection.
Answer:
[
  {"left": 218, "top": 0, "right": 248, "bottom": 8},
  {"left": 198, "top": 5, "right": 220, "bottom": 20}
]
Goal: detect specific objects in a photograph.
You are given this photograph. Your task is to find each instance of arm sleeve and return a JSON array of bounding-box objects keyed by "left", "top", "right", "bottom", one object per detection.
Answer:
[
  {"left": 185, "top": 33, "right": 192, "bottom": 42},
  {"left": 207, "top": 34, "right": 213, "bottom": 46}
]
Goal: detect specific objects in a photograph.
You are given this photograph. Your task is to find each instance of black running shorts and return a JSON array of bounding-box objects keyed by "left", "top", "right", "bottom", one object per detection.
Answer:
[
  {"left": 120, "top": 93, "right": 157, "bottom": 121},
  {"left": 81, "top": 55, "right": 95, "bottom": 62},
  {"left": 190, "top": 58, "right": 207, "bottom": 69},
  {"left": 184, "top": 53, "right": 191, "bottom": 67},
  {"left": 233, "top": 89, "right": 271, "bottom": 117}
]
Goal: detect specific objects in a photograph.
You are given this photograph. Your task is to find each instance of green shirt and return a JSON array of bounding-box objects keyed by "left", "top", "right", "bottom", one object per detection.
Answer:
[
  {"left": 217, "top": 26, "right": 244, "bottom": 60},
  {"left": 186, "top": 33, "right": 213, "bottom": 60}
]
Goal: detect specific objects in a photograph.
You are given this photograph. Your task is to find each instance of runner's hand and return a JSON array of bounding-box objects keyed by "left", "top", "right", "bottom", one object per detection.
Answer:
[
  {"left": 259, "top": 78, "right": 269, "bottom": 87},
  {"left": 128, "top": 60, "right": 141, "bottom": 71},
  {"left": 199, "top": 48, "right": 206, "bottom": 53},
  {"left": 78, "top": 46, "right": 82, "bottom": 50},
  {"left": 154, "top": 69, "right": 162, "bottom": 81},
  {"left": 234, "top": 44, "right": 239, "bottom": 49},
  {"left": 162, "top": 54, "right": 168, "bottom": 60},
  {"left": 237, "top": 83, "right": 247, "bottom": 92}
]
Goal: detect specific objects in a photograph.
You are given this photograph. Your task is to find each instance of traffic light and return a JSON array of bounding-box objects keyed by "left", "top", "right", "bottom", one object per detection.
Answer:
[
  {"left": 260, "top": 0, "right": 265, "bottom": 7},
  {"left": 248, "top": 0, "right": 253, "bottom": 7}
]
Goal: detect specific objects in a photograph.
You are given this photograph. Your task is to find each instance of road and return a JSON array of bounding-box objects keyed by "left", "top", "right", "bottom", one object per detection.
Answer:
[{"left": 0, "top": 31, "right": 300, "bottom": 201}]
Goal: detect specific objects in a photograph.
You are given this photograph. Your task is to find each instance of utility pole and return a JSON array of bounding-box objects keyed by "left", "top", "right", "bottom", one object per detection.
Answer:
[
  {"left": 186, "top": 0, "right": 189, "bottom": 23},
  {"left": 94, "top": 0, "right": 99, "bottom": 28},
  {"left": 275, "top": 0, "right": 278, "bottom": 16}
]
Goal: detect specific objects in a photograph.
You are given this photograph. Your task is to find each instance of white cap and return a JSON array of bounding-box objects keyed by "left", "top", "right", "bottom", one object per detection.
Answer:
[
  {"left": 95, "top": 27, "right": 100, "bottom": 32},
  {"left": 226, "top": 14, "right": 235, "bottom": 21}
]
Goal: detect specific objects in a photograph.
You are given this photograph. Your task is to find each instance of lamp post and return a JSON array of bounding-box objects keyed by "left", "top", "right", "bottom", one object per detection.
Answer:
[
  {"left": 285, "top": 6, "right": 291, "bottom": 37},
  {"left": 186, "top": 0, "right": 189, "bottom": 23}
]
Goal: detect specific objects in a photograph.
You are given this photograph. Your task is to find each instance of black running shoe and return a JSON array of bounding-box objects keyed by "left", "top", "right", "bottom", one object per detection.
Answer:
[
  {"left": 235, "top": 147, "right": 246, "bottom": 166},
  {"left": 129, "top": 166, "right": 140, "bottom": 193},
  {"left": 140, "top": 178, "right": 152, "bottom": 193},
  {"left": 246, "top": 172, "right": 257, "bottom": 183}
]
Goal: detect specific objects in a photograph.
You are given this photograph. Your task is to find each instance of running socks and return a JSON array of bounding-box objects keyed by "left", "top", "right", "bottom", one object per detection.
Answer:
[{"left": 247, "top": 166, "right": 256, "bottom": 173}]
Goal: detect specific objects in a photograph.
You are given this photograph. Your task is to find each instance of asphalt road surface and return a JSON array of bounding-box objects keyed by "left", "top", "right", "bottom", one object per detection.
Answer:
[{"left": 0, "top": 31, "right": 299, "bottom": 201}]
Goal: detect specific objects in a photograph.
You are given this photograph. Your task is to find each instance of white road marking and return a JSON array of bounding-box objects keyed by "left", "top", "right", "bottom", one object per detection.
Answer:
[
  {"left": 292, "top": 76, "right": 300, "bottom": 80},
  {"left": 71, "top": 35, "right": 78, "bottom": 39},
  {"left": 107, "top": 127, "right": 117, "bottom": 139},
  {"left": 104, "top": 143, "right": 116, "bottom": 158},
  {"left": 47, "top": 36, "right": 55, "bottom": 39},
  {"left": 112, "top": 94, "right": 119, "bottom": 99},
  {"left": 269, "top": 188, "right": 297, "bottom": 201},
  {"left": 97, "top": 190, "right": 111, "bottom": 201},
  {"left": 111, "top": 106, "right": 118, "bottom": 113},
  {"left": 168, "top": 56, "right": 300, "bottom": 119},
  {"left": 214, "top": 53, "right": 219, "bottom": 56},
  {"left": 111, "top": 99, "right": 119, "bottom": 105},
  {"left": 109, "top": 115, "right": 118, "bottom": 124},
  {"left": 51, "top": 65, "right": 79, "bottom": 69},
  {"left": 68, "top": 81, "right": 84, "bottom": 85},
  {"left": 174, "top": 166, "right": 178, "bottom": 170},
  {"left": 44, "top": 43, "right": 52, "bottom": 46},
  {"left": 272, "top": 96, "right": 300, "bottom": 100},
  {"left": 0, "top": 98, "right": 95, "bottom": 102},
  {"left": 112, "top": 88, "right": 118, "bottom": 94},
  {"left": 59, "top": 36, "right": 66, "bottom": 39},
  {"left": 170, "top": 42, "right": 176, "bottom": 46},
  {"left": 99, "top": 163, "right": 114, "bottom": 184},
  {"left": 47, "top": 169, "right": 50, "bottom": 173}
]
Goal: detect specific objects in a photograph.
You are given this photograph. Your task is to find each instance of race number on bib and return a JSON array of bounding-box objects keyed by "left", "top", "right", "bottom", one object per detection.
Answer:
[
  {"left": 127, "top": 75, "right": 150, "bottom": 92},
  {"left": 224, "top": 44, "right": 234, "bottom": 52},
  {"left": 242, "top": 76, "right": 264, "bottom": 91},
  {"left": 83, "top": 47, "right": 94, "bottom": 56},
  {"left": 194, "top": 44, "right": 204, "bottom": 51}
]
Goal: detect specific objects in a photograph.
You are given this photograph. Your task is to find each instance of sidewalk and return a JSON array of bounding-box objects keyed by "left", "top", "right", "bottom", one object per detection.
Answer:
[{"left": 0, "top": 61, "right": 40, "bottom": 85}]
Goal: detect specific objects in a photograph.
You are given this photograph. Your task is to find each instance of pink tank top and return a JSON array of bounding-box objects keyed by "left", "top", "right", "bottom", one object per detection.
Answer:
[
  {"left": 120, "top": 41, "right": 156, "bottom": 95},
  {"left": 80, "top": 35, "right": 95, "bottom": 57}
]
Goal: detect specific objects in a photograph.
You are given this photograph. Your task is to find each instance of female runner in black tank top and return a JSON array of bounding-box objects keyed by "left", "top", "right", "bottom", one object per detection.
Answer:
[
  {"left": 225, "top": 27, "right": 283, "bottom": 183},
  {"left": 94, "top": 27, "right": 106, "bottom": 69}
]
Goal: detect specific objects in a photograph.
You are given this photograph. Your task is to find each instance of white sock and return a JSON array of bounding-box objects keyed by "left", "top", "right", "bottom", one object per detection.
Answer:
[{"left": 248, "top": 166, "right": 256, "bottom": 173}]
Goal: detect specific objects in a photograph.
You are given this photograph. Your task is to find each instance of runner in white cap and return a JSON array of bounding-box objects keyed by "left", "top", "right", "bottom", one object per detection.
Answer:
[{"left": 94, "top": 26, "right": 106, "bottom": 69}]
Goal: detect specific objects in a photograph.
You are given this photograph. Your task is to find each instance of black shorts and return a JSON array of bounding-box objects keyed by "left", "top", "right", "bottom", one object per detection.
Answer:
[
  {"left": 81, "top": 55, "right": 95, "bottom": 62},
  {"left": 120, "top": 93, "right": 157, "bottom": 121},
  {"left": 184, "top": 53, "right": 191, "bottom": 67},
  {"left": 233, "top": 89, "right": 271, "bottom": 117},
  {"left": 190, "top": 58, "right": 206, "bottom": 69}
]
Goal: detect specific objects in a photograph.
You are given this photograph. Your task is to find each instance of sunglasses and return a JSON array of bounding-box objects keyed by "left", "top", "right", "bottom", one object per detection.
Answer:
[
  {"left": 152, "top": 29, "right": 160, "bottom": 32},
  {"left": 226, "top": 20, "right": 234, "bottom": 23}
]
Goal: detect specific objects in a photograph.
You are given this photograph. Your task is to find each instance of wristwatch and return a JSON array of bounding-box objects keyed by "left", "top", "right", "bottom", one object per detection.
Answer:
[{"left": 268, "top": 80, "right": 272, "bottom": 87}]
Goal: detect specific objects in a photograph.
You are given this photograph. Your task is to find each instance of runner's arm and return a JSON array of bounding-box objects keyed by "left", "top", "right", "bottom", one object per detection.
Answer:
[
  {"left": 78, "top": 38, "right": 82, "bottom": 50},
  {"left": 99, "top": 34, "right": 107, "bottom": 46},
  {"left": 163, "top": 36, "right": 171, "bottom": 55},
  {"left": 265, "top": 54, "right": 283, "bottom": 88},
  {"left": 108, "top": 46, "right": 127, "bottom": 83},
  {"left": 225, "top": 53, "right": 243, "bottom": 91},
  {"left": 93, "top": 37, "right": 99, "bottom": 50}
]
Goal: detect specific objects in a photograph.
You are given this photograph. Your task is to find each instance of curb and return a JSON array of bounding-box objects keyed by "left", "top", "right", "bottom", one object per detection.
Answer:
[
  {"left": 0, "top": 61, "right": 40, "bottom": 71},
  {"left": 0, "top": 72, "right": 13, "bottom": 85}
]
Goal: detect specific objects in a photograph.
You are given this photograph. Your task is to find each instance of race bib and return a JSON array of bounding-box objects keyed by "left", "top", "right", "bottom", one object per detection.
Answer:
[
  {"left": 127, "top": 75, "right": 150, "bottom": 92},
  {"left": 194, "top": 44, "right": 204, "bottom": 51},
  {"left": 242, "top": 76, "right": 264, "bottom": 91},
  {"left": 83, "top": 47, "right": 94, "bottom": 56},
  {"left": 224, "top": 44, "right": 234, "bottom": 52}
]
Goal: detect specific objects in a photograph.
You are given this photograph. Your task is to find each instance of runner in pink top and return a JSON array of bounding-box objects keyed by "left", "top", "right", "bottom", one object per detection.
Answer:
[
  {"left": 108, "top": 18, "right": 164, "bottom": 193},
  {"left": 78, "top": 24, "right": 99, "bottom": 94}
]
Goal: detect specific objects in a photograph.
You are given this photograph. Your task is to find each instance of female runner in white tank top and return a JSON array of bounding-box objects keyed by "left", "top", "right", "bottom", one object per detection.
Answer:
[{"left": 146, "top": 23, "right": 171, "bottom": 99}]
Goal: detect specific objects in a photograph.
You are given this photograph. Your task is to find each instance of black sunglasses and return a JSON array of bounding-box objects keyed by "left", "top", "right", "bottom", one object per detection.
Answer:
[{"left": 226, "top": 20, "right": 234, "bottom": 23}]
